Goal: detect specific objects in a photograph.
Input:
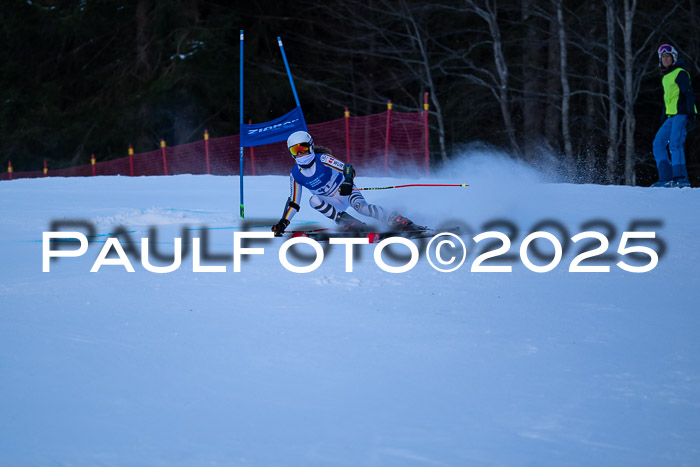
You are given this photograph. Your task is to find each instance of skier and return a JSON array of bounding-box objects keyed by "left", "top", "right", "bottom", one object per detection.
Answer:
[
  {"left": 651, "top": 44, "right": 697, "bottom": 188},
  {"left": 271, "top": 130, "right": 421, "bottom": 236}
]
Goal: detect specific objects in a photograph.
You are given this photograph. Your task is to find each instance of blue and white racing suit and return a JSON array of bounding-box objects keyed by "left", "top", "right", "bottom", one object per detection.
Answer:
[{"left": 279, "top": 152, "right": 392, "bottom": 224}]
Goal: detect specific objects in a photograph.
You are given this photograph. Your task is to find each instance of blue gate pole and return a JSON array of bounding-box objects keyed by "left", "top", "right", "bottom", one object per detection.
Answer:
[
  {"left": 277, "top": 37, "right": 306, "bottom": 128},
  {"left": 239, "top": 30, "right": 245, "bottom": 218}
]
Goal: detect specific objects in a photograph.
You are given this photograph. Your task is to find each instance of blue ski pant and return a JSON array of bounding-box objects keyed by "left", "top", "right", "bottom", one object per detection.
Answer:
[{"left": 653, "top": 114, "right": 688, "bottom": 182}]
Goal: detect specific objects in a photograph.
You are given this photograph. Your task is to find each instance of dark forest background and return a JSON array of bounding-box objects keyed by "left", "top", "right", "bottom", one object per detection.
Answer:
[{"left": 1, "top": 0, "right": 699, "bottom": 185}]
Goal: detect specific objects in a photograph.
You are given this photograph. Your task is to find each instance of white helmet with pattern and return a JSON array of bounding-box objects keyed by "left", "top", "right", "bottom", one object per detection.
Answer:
[{"left": 657, "top": 44, "right": 678, "bottom": 66}]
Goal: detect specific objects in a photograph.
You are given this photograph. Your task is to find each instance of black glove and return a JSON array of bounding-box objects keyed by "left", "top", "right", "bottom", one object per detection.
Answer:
[
  {"left": 687, "top": 116, "right": 696, "bottom": 132},
  {"left": 271, "top": 218, "right": 290, "bottom": 236},
  {"left": 339, "top": 181, "right": 353, "bottom": 196},
  {"left": 338, "top": 164, "right": 355, "bottom": 196}
]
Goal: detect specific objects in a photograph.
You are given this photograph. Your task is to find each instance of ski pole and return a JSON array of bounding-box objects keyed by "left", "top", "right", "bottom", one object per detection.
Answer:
[{"left": 353, "top": 183, "right": 468, "bottom": 191}]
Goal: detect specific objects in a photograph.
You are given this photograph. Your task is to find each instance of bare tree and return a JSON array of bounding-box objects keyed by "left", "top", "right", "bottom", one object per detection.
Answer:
[
  {"left": 554, "top": 0, "right": 573, "bottom": 170},
  {"left": 621, "top": 0, "right": 637, "bottom": 185},
  {"left": 605, "top": 0, "right": 619, "bottom": 183},
  {"left": 545, "top": 14, "right": 561, "bottom": 153},
  {"left": 397, "top": 0, "right": 449, "bottom": 164},
  {"left": 464, "top": 0, "right": 522, "bottom": 156},
  {"left": 520, "top": 0, "right": 547, "bottom": 155}
]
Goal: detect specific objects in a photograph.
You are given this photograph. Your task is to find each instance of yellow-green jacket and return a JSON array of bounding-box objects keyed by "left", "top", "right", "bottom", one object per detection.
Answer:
[{"left": 662, "top": 60, "right": 697, "bottom": 117}]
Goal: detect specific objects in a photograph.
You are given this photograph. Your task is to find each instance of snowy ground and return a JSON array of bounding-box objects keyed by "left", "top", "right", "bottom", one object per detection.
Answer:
[{"left": 1, "top": 154, "right": 699, "bottom": 466}]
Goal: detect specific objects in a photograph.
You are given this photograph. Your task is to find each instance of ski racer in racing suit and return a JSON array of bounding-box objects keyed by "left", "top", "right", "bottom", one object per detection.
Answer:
[{"left": 271, "top": 130, "right": 419, "bottom": 236}]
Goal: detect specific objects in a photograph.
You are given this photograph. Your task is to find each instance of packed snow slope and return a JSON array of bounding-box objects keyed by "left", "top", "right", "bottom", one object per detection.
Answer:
[{"left": 1, "top": 153, "right": 699, "bottom": 466}]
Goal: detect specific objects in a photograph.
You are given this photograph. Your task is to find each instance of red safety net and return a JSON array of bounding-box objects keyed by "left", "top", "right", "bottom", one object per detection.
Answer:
[{"left": 0, "top": 109, "right": 427, "bottom": 181}]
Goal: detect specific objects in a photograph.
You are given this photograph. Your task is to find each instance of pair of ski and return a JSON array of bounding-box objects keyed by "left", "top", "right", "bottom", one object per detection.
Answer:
[{"left": 286, "top": 225, "right": 460, "bottom": 243}]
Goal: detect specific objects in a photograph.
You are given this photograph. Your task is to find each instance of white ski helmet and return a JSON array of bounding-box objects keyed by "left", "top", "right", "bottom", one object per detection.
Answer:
[
  {"left": 657, "top": 44, "right": 678, "bottom": 65},
  {"left": 287, "top": 131, "right": 314, "bottom": 158}
]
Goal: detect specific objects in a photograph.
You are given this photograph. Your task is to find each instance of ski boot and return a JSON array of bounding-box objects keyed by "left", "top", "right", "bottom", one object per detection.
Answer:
[
  {"left": 651, "top": 180, "right": 676, "bottom": 188},
  {"left": 389, "top": 212, "right": 425, "bottom": 232},
  {"left": 335, "top": 211, "right": 367, "bottom": 232},
  {"left": 675, "top": 177, "right": 691, "bottom": 188}
]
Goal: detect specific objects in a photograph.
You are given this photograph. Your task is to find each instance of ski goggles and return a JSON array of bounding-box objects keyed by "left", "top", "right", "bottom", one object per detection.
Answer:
[
  {"left": 289, "top": 142, "right": 313, "bottom": 157},
  {"left": 657, "top": 44, "right": 674, "bottom": 56}
]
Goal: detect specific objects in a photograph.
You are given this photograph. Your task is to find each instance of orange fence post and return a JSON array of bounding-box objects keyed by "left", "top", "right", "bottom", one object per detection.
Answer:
[
  {"left": 160, "top": 139, "right": 168, "bottom": 175},
  {"left": 344, "top": 108, "right": 351, "bottom": 163},
  {"left": 204, "top": 130, "right": 211, "bottom": 175},
  {"left": 91, "top": 154, "right": 96, "bottom": 176},
  {"left": 384, "top": 100, "right": 392, "bottom": 175},
  {"left": 128, "top": 145, "right": 134, "bottom": 177},
  {"left": 43, "top": 160, "right": 48, "bottom": 177},
  {"left": 8, "top": 161, "right": 12, "bottom": 181},
  {"left": 424, "top": 92, "right": 430, "bottom": 175}
]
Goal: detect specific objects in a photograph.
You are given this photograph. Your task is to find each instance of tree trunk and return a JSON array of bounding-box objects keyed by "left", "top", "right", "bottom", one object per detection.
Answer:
[
  {"left": 555, "top": 0, "right": 574, "bottom": 175},
  {"left": 585, "top": 55, "right": 597, "bottom": 180},
  {"left": 521, "top": 0, "right": 545, "bottom": 156},
  {"left": 623, "top": 0, "right": 637, "bottom": 186},
  {"left": 468, "top": 0, "right": 521, "bottom": 156},
  {"left": 605, "top": 0, "right": 619, "bottom": 184},
  {"left": 545, "top": 16, "right": 561, "bottom": 150},
  {"left": 400, "top": 0, "right": 448, "bottom": 164}
]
